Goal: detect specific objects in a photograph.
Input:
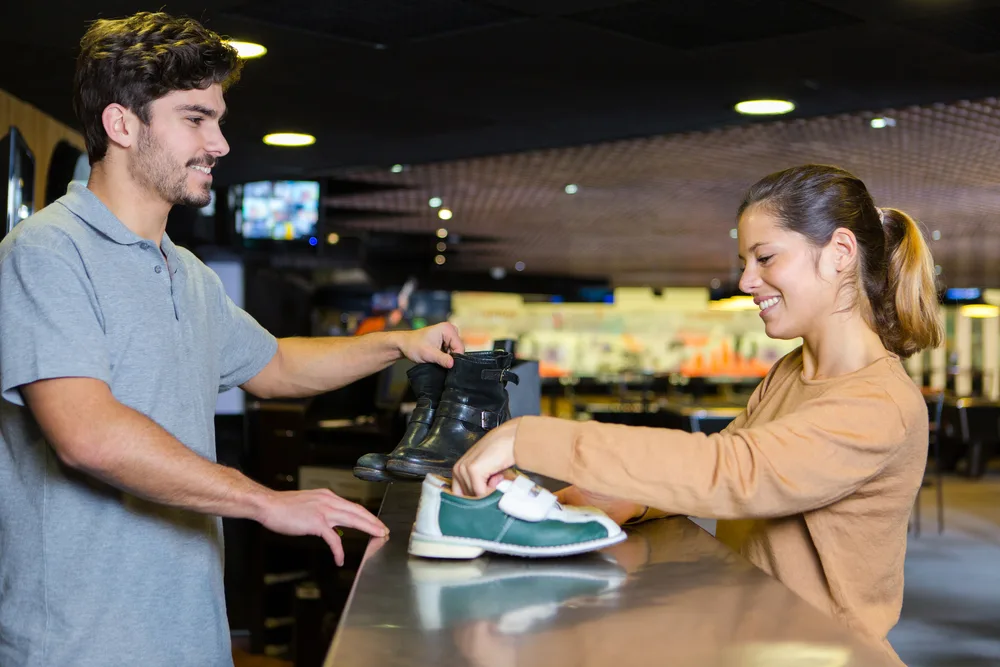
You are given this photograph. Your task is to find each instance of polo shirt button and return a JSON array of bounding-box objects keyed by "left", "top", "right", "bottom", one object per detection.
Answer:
[
  {"left": 140, "top": 242, "right": 149, "bottom": 250},
  {"left": 154, "top": 265, "right": 162, "bottom": 274}
]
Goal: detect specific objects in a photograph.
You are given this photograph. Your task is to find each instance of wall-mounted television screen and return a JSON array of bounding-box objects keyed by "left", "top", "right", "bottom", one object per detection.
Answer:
[{"left": 239, "top": 180, "right": 320, "bottom": 241}]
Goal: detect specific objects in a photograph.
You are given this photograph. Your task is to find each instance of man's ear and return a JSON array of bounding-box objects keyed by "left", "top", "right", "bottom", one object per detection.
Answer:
[{"left": 101, "top": 104, "right": 138, "bottom": 150}]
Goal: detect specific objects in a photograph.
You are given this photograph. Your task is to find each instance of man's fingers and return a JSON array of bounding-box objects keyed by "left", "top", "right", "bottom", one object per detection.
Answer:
[
  {"left": 443, "top": 325, "right": 465, "bottom": 354},
  {"left": 432, "top": 349, "right": 454, "bottom": 368},
  {"left": 318, "top": 491, "right": 388, "bottom": 534},
  {"left": 325, "top": 504, "right": 387, "bottom": 537},
  {"left": 321, "top": 527, "right": 345, "bottom": 566}
]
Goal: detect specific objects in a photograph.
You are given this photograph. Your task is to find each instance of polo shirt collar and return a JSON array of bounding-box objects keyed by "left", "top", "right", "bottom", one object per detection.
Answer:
[{"left": 60, "top": 182, "right": 156, "bottom": 247}]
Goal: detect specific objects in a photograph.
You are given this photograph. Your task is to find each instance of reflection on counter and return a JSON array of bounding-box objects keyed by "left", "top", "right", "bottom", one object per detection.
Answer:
[{"left": 325, "top": 484, "right": 897, "bottom": 667}]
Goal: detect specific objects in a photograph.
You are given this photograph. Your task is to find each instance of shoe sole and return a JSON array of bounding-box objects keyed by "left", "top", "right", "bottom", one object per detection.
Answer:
[
  {"left": 385, "top": 459, "right": 454, "bottom": 480},
  {"left": 352, "top": 466, "right": 395, "bottom": 483},
  {"left": 408, "top": 531, "right": 627, "bottom": 560}
]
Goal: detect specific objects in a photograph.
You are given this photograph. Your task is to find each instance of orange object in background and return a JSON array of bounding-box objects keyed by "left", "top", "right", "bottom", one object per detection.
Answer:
[
  {"left": 538, "top": 360, "right": 570, "bottom": 378},
  {"left": 679, "top": 339, "right": 771, "bottom": 378}
]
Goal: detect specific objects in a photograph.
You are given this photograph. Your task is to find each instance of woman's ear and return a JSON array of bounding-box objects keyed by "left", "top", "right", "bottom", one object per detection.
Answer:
[{"left": 828, "top": 227, "right": 859, "bottom": 273}]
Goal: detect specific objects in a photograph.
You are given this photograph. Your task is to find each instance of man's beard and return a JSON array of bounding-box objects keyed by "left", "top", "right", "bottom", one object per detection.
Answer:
[{"left": 129, "top": 126, "right": 213, "bottom": 208}]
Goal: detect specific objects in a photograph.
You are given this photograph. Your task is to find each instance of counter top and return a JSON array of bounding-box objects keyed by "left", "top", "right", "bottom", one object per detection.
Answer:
[{"left": 325, "top": 483, "right": 897, "bottom": 667}]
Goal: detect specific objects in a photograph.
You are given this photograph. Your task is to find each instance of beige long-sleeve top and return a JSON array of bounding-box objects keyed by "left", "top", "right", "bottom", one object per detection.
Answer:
[{"left": 514, "top": 348, "right": 927, "bottom": 662}]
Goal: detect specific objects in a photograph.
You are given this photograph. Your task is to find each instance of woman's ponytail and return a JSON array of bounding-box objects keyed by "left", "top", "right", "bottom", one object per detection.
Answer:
[{"left": 877, "top": 208, "right": 943, "bottom": 357}]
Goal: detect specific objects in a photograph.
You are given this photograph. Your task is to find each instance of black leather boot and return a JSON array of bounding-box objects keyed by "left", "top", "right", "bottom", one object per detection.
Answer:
[
  {"left": 353, "top": 363, "right": 448, "bottom": 482},
  {"left": 386, "top": 350, "right": 518, "bottom": 480}
]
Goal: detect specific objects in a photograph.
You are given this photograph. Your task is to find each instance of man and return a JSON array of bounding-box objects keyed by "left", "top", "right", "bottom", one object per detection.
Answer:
[{"left": 0, "top": 12, "right": 463, "bottom": 667}]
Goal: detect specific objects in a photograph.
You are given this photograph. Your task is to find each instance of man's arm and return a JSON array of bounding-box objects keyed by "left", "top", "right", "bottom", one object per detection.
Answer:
[
  {"left": 243, "top": 323, "right": 464, "bottom": 399},
  {"left": 23, "top": 377, "right": 387, "bottom": 565}
]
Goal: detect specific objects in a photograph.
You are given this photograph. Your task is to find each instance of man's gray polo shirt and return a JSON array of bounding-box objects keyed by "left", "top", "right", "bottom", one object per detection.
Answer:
[{"left": 0, "top": 183, "right": 278, "bottom": 667}]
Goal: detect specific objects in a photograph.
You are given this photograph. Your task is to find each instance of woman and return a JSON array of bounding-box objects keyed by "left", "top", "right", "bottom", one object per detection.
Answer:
[{"left": 452, "top": 164, "right": 942, "bottom": 663}]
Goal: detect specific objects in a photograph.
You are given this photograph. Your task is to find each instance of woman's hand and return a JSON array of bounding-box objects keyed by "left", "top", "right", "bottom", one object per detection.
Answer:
[
  {"left": 554, "top": 485, "right": 646, "bottom": 526},
  {"left": 451, "top": 419, "right": 520, "bottom": 497}
]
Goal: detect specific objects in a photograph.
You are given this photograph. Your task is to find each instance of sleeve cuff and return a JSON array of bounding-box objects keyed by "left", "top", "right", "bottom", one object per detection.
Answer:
[{"left": 512, "top": 415, "right": 579, "bottom": 482}]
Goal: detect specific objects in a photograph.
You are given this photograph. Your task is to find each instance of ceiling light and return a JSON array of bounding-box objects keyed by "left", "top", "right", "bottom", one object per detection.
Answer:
[
  {"left": 327, "top": 233, "right": 340, "bottom": 245},
  {"left": 961, "top": 304, "right": 999, "bottom": 319},
  {"left": 436, "top": 228, "right": 448, "bottom": 239},
  {"left": 434, "top": 254, "right": 446, "bottom": 265},
  {"left": 226, "top": 41, "right": 267, "bottom": 59},
  {"left": 932, "top": 230, "right": 941, "bottom": 241},
  {"left": 564, "top": 184, "right": 579, "bottom": 195},
  {"left": 429, "top": 197, "right": 442, "bottom": 208},
  {"left": 438, "top": 209, "right": 453, "bottom": 221},
  {"left": 436, "top": 242, "right": 447, "bottom": 252},
  {"left": 263, "top": 133, "right": 315, "bottom": 147},
  {"left": 391, "top": 164, "right": 404, "bottom": 173},
  {"left": 730, "top": 228, "right": 738, "bottom": 239},
  {"left": 870, "top": 117, "right": 896, "bottom": 129},
  {"left": 734, "top": 99, "right": 795, "bottom": 115},
  {"left": 490, "top": 267, "right": 506, "bottom": 280},
  {"left": 710, "top": 278, "right": 721, "bottom": 289},
  {"left": 514, "top": 261, "right": 525, "bottom": 272},
  {"left": 935, "top": 265, "right": 943, "bottom": 275}
]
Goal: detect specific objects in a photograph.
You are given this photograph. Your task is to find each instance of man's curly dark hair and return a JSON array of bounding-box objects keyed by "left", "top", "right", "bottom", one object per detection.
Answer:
[{"left": 73, "top": 12, "right": 242, "bottom": 164}]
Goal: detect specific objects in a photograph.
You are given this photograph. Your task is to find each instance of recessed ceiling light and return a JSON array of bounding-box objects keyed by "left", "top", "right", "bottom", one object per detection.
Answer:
[
  {"left": 730, "top": 228, "right": 738, "bottom": 239},
  {"left": 564, "top": 184, "right": 579, "bottom": 194},
  {"left": 436, "top": 228, "right": 448, "bottom": 238},
  {"left": 429, "top": 197, "right": 443, "bottom": 208},
  {"left": 735, "top": 99, "right": 795, "bottom": 115},
  {"left": 514, "top": 261, "right": 525, "bottom": 272},
  {"left": 434, "top": 255, "right": 446, "bottom": 265},
  {"left": 262, "top": 132, "right": 315, "bottom": 147},
  {"left": 932, "top": 230, "right": 941, "bottom": 241},
  {"left": 226, "top": 41, "right": 267, "bottom": 59},
  {"left": 436, "top": 242, "right": 447, "bottom": 252},
  {"left": 438, "top": 209, "right": 453, "bottom": 221},
  {"left": 870, "top": 117, "right": 896, "bottom": 129},
  {"left": 327, "top": 233, "right": 340, "bottom": 245},
  {"left": 710, "top": 278, "right": 721, "bottom": 289},
  {"left": 391, "top": 164, "right": 404, "bottom": 173},
  {"left": 935, "top": 265, "right": 943, "bottom": 275}
]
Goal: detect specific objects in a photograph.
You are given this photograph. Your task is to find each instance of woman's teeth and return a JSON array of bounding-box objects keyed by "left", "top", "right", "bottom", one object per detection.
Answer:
[{"left": 759, "top": 296, "right": 780, "bottom": 311}]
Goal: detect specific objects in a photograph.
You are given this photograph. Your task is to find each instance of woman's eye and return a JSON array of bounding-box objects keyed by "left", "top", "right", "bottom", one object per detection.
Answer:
[{"left": 758, "top": 255, "right": 773, "bottom": 265}]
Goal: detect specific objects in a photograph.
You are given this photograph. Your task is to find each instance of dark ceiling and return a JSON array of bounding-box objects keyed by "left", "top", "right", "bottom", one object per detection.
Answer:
[
  {"left": 5, "top": 0, "right": 1000, "bottom": 184},
  {"left": 4, "top": 0, "right": 1000, "bottom": 288}
]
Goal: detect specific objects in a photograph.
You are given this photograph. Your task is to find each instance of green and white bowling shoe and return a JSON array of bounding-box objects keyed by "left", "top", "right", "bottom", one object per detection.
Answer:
[{"left": 408, "top": 473, "right": 627, "bottom": 559}]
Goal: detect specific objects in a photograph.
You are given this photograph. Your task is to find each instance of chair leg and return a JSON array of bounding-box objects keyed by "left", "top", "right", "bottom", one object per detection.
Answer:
[
  {"left": 933, "top": 435, "right": 944, "bottom": 534},
  {"left": 936, "top": 470, "right": 945, "bottom": 534}
]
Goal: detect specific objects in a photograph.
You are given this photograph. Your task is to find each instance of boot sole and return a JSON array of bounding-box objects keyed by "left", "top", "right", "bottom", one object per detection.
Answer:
[
  {"left": 385, "top": 459, "right": 455, "bottom": 480},
  {"left": 352, "top": 466, "right": 396, "bottom": 483},
  {"left": 408, "top": 531, "right": 628, "bottom": 560}
]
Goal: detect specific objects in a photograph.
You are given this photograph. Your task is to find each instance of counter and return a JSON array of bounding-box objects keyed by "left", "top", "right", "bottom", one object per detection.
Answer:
[{"left": 324, "top": 482, "right": 898, "bottom": 667}]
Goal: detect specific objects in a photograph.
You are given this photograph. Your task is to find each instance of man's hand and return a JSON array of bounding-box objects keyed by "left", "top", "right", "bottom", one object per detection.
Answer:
[
  {"left": 393, "top": 322, "right": 465, "bottom": 368},
  {"left": 554, "top": 486, "right": 646, "bottom": 526},
  {"left": 255, "top": 489, "right": 388, "bottom": 566}
]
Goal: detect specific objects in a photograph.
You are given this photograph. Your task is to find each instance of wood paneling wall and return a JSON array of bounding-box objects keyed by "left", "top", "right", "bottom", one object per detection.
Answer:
[{"left": 0, "top": 88, "right": 86, "bottom": 207}]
